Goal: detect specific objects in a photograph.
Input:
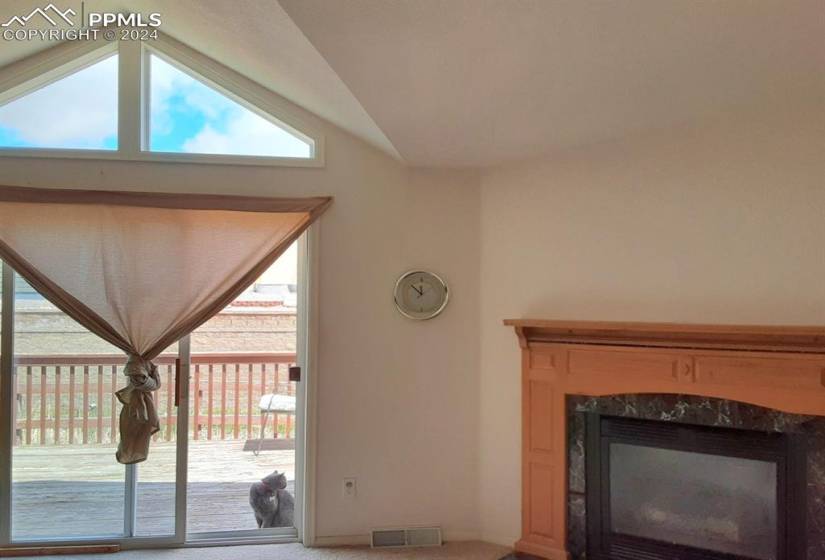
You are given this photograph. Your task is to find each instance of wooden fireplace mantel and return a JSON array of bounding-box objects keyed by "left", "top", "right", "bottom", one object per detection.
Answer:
[{"left": 505, "top": 319, "right": 825, "bottom": 559}]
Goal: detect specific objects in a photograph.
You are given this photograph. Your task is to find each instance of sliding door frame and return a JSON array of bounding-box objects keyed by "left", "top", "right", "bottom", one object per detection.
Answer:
[
  {"left": 181, "top": 228, "right": 312, "bottom": 545},
  {"left": 298, "top": 223, "right": 319, "bottom": 546},
  {"left": 175, "top": 335, "right": 191, "bottom": 544},
  {"left": 0, "top": 261, "right": 15, "bottom": 545},
  {"left": 0, "top": 225, "right": 317, "bottom": 549}
]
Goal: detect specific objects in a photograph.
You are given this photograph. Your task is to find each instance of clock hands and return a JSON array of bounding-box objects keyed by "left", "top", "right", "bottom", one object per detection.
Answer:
[{"left": 411, "top": 284, "right": 424, "bottom": 297}]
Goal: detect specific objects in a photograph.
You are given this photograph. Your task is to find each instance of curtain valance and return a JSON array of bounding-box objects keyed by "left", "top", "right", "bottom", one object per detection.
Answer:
[{"left": 0, "top": 186, "right": 331, "bottom": 463}]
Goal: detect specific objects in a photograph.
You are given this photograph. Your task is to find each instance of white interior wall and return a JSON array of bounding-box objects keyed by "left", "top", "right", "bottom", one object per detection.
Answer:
[
  {"left": 0, "top": 120, "right": 481, "bottom": 543},
  {"left": 477, "top": 102, "right": 825, "bottom": 545}
]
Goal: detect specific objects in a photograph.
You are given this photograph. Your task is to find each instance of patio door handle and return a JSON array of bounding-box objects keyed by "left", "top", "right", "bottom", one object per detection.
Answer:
[
  {"left": 174, "top": 358, "right": 181, "bottom": 407},
  {"left": 289, "top": 366, "right": 301, "bottom": 382}
]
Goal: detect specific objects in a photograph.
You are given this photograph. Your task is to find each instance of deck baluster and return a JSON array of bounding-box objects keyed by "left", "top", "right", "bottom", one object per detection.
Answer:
[
  {"left": 25, "top": 366, "right": 32, "bottom": 444},
  {"left": 233, "top": 364, "right": 240, "bottom": 439},
  {"left": 13, "top": 364, "right": 19, "bottom": 445},
  {"left": 96, "top": 366, "right": 104, "bottom": 443},
  {"left": 166, "top": 364, "right": 174, "bottom": 441},
  {"left": 220, "top": 364, "right": 227, "bottom": 440},
  {"left": 39, "top": 366, "right": 46, "bottom": 445},
  {"left": 193, "top": 364, "right": 201, "bottom": 440},
  {"left": 286, "top": 364, "right": 295, "bottom": 438},
  {"left": 54, "top": 366, "right": 61, "bottom": 444},
  {"left": 207, "top": 364, "right": 214, "bottom": 440},
  {"left": 82, "top": 366, "right": 89, "bottom": 444},
  {"left": 246, "top": 364, "right": 253, "bottom": 439},
  {"left": 68, "top": 366, "right": 76, "bottom": 444},
  {"left": 111, "top": 365, "right": 117, "bottom": 443}
]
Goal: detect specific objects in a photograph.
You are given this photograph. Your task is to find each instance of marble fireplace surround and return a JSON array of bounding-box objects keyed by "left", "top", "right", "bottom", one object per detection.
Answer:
[{"left": 505, "top": 319, "right": 825, "bottom": 560}]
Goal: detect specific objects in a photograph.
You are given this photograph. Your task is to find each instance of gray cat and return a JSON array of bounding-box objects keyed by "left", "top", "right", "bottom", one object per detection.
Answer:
[
  {"left": 272, "top": 482, "right": 294, "bottom": 528},
  {"left": 249, "top": 470, "right": 294, "bottom": 528}
]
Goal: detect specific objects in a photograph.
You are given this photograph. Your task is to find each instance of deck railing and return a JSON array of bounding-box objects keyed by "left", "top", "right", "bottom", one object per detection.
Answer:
[{"left": 12, "top": 352, "right": 297, "bottom": 446}]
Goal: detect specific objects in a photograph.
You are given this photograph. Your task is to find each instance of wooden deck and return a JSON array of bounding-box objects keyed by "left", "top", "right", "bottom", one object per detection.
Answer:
[{"left": 11, "top": 440, "right": 296, "bottom": 539}]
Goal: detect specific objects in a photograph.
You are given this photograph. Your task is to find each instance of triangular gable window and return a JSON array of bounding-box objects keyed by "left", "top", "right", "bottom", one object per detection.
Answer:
[
  {"left": 0, "top": 55, "right": 118, "bottom": 150},
  {"left": 0, "top": 37, "right": 320, "bottom": 165},
  {"left": 149, "top": 54, "right": 312, "bottom": 159}
]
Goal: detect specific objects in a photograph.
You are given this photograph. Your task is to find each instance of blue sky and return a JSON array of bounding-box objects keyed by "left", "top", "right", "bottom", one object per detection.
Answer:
[
  {"left": 148, "top": 55, "right": 311, "bottom": 157},
  {"left": 0, "top": 53, "right": 312, "bottom": 158},
  {"left": 0, "top": 55, "right": 118, "bottom": 150}
]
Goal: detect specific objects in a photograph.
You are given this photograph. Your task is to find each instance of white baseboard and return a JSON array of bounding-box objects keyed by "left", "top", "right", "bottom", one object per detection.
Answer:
[
  {"left": 442, "top": 530, "right": 482, "bottom": 542},
  {"left": 480, "top": 531, "right": 518, "bottom": 548},
  {"left": 312, "top": 535, "right": 371, "bottom": 547}
]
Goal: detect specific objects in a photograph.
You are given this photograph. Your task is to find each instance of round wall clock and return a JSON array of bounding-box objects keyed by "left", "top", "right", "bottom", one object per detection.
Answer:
[{"left": 393, "top": 270, "right": 449, "bottom": 320}]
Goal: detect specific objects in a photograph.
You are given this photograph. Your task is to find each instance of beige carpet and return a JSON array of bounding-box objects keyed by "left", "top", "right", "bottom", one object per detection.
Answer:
[{"left": 36, "top": 542, "right": 512, "bottom": 560}]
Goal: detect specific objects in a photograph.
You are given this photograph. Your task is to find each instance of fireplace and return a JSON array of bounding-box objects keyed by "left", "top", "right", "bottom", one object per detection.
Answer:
[
  {"left": 505, "top": 319, "right": 825, "bottom": 560},
  {"left": 583, "top": 412, "right": 806, "bottom": 560}
]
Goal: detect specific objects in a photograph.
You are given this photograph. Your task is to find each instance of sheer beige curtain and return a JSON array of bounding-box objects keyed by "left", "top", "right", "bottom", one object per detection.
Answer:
[{"left": 0, "top": 186, "right": 331, "bottom": 463}]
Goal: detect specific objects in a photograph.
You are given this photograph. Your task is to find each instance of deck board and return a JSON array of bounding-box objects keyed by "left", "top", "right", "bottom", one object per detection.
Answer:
[{"left": 11, "top": 440, "right": 295, "bottom": 539}]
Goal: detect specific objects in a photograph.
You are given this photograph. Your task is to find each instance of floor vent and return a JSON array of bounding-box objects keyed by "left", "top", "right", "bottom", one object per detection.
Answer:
[{"left": 371, "top": 526, "right": 442, "bottom": 548}]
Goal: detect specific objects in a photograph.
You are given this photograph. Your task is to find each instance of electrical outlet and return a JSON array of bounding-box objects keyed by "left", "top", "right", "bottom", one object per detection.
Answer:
[{"left": 343, "top": 477, "right": 357, "bottom": 498}]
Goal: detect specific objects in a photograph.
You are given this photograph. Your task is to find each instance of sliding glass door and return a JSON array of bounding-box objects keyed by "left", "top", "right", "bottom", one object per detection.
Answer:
[
  {"left": 0, "top": 233, "right": 307, "bottom": 547},
  {"left": 10, "top": 272, "right": 126, "bottom": 539},
  {"left": 132, "top": 342, "right": 180, "bottom": 539},
  {"left": 4, "top": 269, "right": 181, "bottom": 542},
  {"left": 186, "top": 240, "right": 301, "bottom": 539}
]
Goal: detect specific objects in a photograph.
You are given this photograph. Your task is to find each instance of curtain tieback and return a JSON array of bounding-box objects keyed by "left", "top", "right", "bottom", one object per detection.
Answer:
[
  {"left": 115, "top": 354, "right": 161, "bottom": 464},
  {"left": 116, "top": 354, "right": 161, "bottom": 424}
]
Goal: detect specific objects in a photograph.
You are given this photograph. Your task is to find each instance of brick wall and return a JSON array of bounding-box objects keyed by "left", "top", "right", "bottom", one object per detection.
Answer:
[{"left": 5, "top": 309, "right": 296, "bottom": 355}]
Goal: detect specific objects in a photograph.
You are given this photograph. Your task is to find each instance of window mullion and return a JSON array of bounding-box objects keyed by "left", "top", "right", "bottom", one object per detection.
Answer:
[{"left": 118, "top": 39, "right": 145, "bottom": 155}]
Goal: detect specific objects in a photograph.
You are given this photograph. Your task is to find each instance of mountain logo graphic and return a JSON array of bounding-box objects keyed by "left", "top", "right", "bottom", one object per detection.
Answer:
[{"left": 2, "top": 4, "right": 76, "bottom": 27}]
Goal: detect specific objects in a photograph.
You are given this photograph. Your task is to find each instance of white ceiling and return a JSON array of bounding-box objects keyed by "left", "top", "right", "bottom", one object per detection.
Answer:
[
  {"left": 1, "top": 1, "right": 823, "bottom": 168},
  {"left": 279, "top": 0, "right": 825, "bottom": 167}
]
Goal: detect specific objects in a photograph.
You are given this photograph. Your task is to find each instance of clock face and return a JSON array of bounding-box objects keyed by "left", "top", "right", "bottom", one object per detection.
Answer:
[{"left": 393, "top": 270, "right": 449, "bottom": 320}]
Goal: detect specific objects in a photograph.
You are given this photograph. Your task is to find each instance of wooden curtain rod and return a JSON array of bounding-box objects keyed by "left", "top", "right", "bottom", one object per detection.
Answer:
[{"left": 0, "top": 185, "right": 332, "bottom": 214}]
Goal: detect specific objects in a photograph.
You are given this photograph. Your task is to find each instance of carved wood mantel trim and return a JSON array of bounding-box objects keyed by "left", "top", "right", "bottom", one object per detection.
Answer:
[
  {"left": 506, "top": 319, "right": 825, "bottom": 353},
  {"left": 505, "top": 319, "right": 825, "bottom": 560}
]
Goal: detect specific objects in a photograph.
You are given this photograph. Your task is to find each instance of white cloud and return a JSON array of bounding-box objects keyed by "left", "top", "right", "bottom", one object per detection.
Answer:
[
  {"left": 149, "top": 56, "right": 225, "bottom": 136},
  {"left": 182, "top": 109, "right": 311, "bottom": 158},
  {"left": 0, "top": 55, "right": 117, "bottom": 148},
  {"left": 150, "top": 55, "right": 311, "bottom": 158},
  {"left": 148, "top": 56, "right": 181, "bottom": 136}
]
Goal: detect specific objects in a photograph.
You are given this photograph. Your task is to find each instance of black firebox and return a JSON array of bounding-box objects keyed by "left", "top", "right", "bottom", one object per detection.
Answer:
[{"left": 585, "top": 414, "right": 806, "bottom": 560}]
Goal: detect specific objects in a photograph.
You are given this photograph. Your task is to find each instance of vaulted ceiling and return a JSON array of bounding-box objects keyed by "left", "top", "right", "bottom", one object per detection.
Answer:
[
  {"left": 1, "top": 1, "right": 823, "bottom": 167},
  {"left": 279, "top": 0, "right": 825, "bottom": 167}
]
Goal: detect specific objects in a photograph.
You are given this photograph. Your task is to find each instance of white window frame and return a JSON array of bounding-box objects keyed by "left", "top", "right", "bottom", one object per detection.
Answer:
[{"left": 0, "top": 32, "right": 325, "bottom": 167}]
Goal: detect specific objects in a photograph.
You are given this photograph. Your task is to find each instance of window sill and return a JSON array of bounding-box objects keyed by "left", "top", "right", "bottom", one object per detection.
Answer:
[{"left": 0, "top": 147, "right": 325, "bottom": 168}]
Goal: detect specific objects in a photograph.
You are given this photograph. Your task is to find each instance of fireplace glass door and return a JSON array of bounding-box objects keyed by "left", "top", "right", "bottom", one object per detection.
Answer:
[
  {"left": 586, "top": 415, "right": 806, "bottom": 560},
  {"left": 610, "top": 443, "right": 777, "bottom": 559}
]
